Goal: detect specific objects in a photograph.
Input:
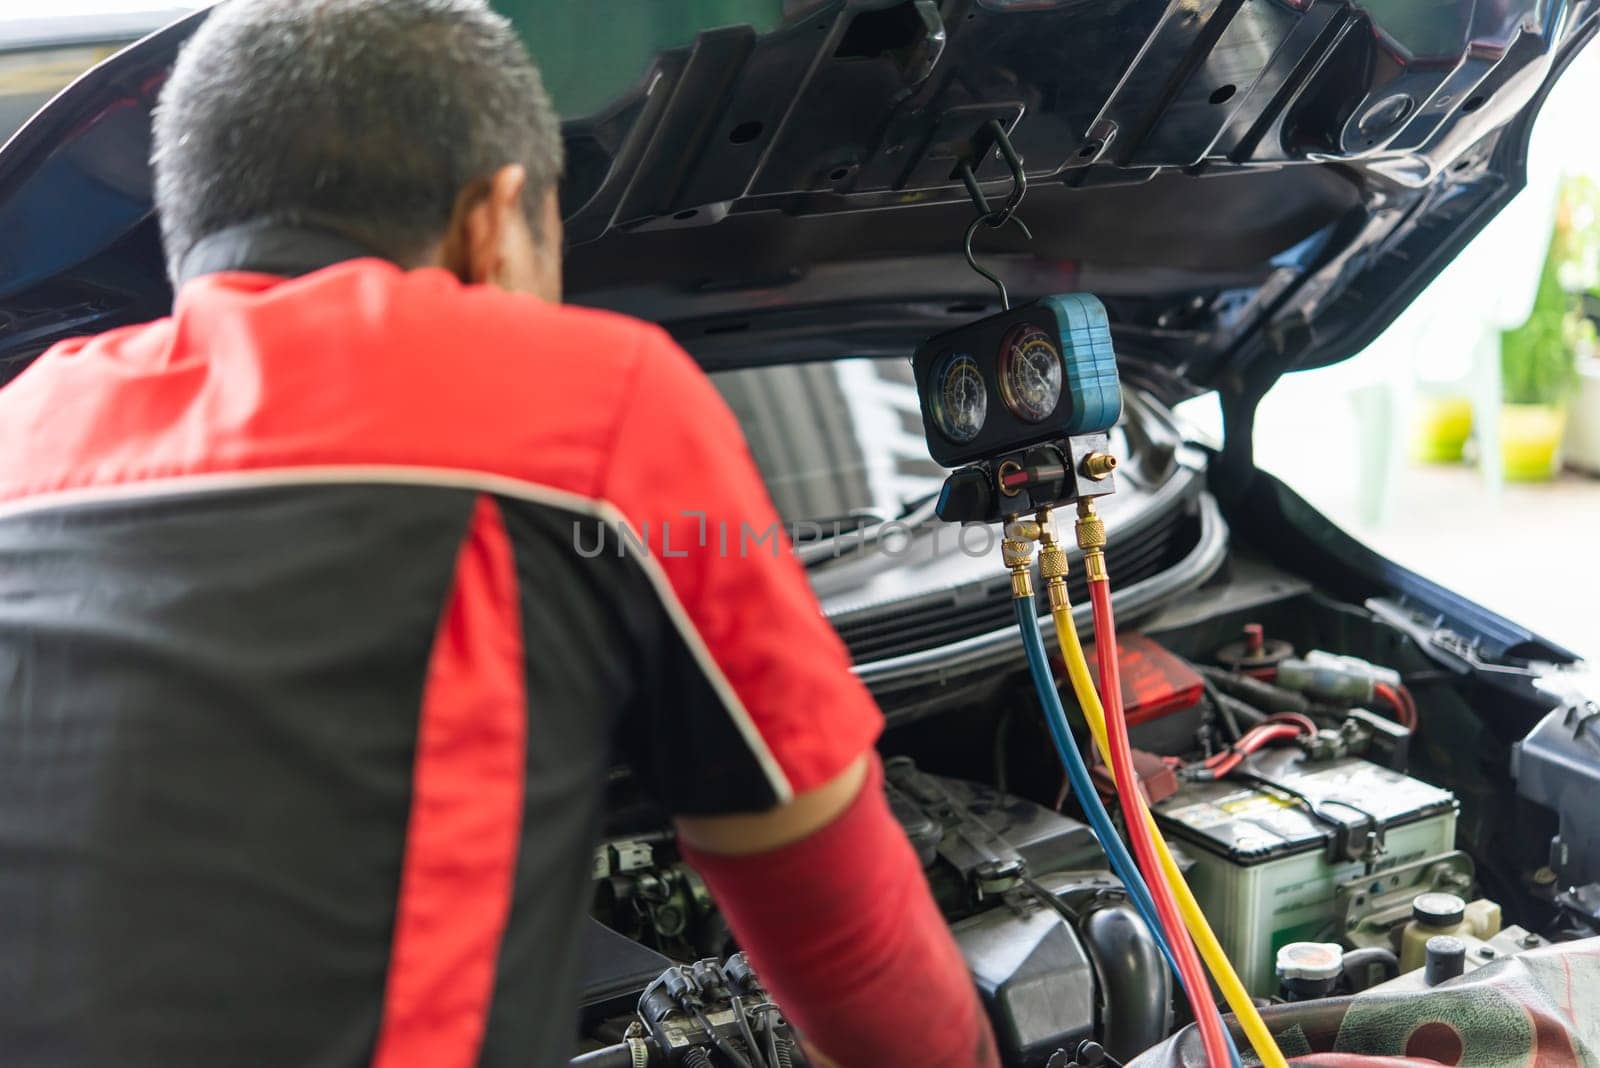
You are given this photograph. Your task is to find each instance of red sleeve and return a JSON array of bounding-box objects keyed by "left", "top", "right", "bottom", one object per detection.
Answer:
[
  {"left": 680, "top": 756, "right": 999, "bottom": 1068},
  {"left": 601, "top": 327, "right": 882, "bottom": 810}
]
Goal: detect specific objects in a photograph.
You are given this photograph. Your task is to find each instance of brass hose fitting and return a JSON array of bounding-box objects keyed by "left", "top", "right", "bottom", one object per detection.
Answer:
[
  {"left": 1034, "top": 506, "right": 1058, "bottom": 546},
  {"left": 1075, "top": 498, "right": 1108, "bottom": 584},
  {"left": 1005, "top": 519, "right": 1043, "bottom": 543},
  {"left": 1001, "top": 536, "right": 1034, "bottom": 570},
  {"left": 1004, "top": 542, "right": 1035, "bottom": 599},
  {"left": 1034, "top": 507, "right": 1071, "bottom": 613},
  {"left": 1002, "top": 520, "right": 1036, "bottom": 600},
  {"left": 1082, "top": 452, "right": 1118, "bottom": 480}
]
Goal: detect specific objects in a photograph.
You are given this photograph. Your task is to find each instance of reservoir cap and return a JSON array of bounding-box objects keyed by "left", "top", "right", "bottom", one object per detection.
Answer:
[
  {"left": 1275, "top": 941, "right": 1345, "bottom": 982},
  {"left": 1413, "top": 892, "right": 1467, "bottom": 926},
  {"left": 1424, "top": 935, "right": 1468, "bottom": 986}
]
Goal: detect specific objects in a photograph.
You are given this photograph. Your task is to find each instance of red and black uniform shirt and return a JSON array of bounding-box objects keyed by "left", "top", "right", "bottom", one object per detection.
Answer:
[{"left": 0, "top": 254, "right": 882, "bottom": 1067}]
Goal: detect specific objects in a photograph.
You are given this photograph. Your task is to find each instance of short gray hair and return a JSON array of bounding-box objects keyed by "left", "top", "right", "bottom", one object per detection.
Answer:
[{"left": 152, "top": 0, "right": 564, "bottom": 273}]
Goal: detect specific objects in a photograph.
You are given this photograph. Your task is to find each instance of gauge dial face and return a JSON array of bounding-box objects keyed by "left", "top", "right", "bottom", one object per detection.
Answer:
[
  {"left": 929, "top": 352, "right": 987, "bottom": 445},
  {"left": 999, "top": 324, "right": 1064, "bottom": 423}
]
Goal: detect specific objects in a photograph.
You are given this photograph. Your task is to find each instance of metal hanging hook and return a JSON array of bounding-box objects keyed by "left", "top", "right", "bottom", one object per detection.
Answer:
[
  {"left": 964, "top": 211, "right": 1033, "bottom": 311},
  {"left": 987, "top": 119, "right": 1028, "bottom": 227},
  {"left": 957, "top": 119, "right": 1032, "bottom": 310}
]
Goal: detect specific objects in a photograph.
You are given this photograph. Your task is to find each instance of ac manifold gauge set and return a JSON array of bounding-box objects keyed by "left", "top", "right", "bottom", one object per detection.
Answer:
[
  {"left": 914, "top": 292, "right": 1122, "bottom": 525},
  {"left": 904, "top": 122, "right": 1289, "bottom": 1068}
]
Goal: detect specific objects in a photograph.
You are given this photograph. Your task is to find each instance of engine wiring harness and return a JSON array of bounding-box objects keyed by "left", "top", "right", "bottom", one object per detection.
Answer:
[{"left": 627, "top": 954, "right": 799, "bottom": 1068}]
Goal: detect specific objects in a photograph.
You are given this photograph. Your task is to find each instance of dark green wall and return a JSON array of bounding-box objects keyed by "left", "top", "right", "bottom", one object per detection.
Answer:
[{"left": 494, "top": 1, "right": 786, "bottom": 116}]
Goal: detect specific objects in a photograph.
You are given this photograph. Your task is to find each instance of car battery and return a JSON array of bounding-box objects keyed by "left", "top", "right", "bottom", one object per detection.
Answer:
[{"left": 1152, "top": 748, "right": 1458, "bottom": 995}]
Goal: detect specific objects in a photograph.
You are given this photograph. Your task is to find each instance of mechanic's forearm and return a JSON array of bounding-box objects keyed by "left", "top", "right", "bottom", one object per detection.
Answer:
[{"left": 678, "top": 756, "right": 999, "bottom": 1068}]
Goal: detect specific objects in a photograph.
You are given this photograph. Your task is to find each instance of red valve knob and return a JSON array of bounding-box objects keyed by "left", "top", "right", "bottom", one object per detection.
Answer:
[{"left": 1244, "top": 623, "right": 1265, "bottom": 655}]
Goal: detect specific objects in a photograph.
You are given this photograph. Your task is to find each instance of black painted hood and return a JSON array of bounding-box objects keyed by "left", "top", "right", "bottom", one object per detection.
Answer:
[{"left": 0, "top": 0, "right": 1596, "bottom": 408}]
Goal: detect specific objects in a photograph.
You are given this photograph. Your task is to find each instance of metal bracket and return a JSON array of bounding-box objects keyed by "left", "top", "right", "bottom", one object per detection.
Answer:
[
  {"left": 1336, "top": 851, "right": 1475, "bottom": 949},
  {"left": 956, "top": 118, "right": 1027, "bottom": 227},
  {"left": 1565, "top": 698, "right": 1600, "bottom": 739}
]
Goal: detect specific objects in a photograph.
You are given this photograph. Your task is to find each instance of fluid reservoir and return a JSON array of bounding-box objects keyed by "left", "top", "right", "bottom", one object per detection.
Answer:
[{"left": 1400, "top": 893, "right": 1478, "bottom": 971}]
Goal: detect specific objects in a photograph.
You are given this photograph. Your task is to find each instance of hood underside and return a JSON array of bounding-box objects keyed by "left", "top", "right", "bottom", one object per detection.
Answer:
[{"left": 0, "top": 0, "right": 1596, "bottom": 405}]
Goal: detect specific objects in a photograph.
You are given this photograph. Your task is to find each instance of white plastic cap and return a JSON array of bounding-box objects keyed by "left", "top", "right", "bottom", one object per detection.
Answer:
[{"left": 1275, "top": 941, "right": 1345, "bottom": 982}]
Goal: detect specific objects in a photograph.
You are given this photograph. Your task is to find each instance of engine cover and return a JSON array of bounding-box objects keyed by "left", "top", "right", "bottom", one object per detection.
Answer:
[
  {"left": 885, "top": 759, "right": 1171, "bottom": 1064},
  {"left": 952, "top": 895, "right": 1097, "bottom": 1062}
]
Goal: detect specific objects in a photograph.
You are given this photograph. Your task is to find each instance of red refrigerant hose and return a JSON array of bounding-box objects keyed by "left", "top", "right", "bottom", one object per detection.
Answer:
[{"left": 1088, "top": 578, "right": 1234, "bottom": 1066}]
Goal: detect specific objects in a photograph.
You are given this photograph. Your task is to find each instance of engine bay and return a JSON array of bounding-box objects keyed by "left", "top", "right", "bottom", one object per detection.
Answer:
[
  {"left": 575, "top": 563, "right": 1592, "bottom": 1067},
  {"left": 569, "top": 288, "right": 1593, "bottom": 1067}
]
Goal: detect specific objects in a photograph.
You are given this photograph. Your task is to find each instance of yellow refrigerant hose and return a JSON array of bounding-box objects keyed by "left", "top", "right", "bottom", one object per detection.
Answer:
[{"left": 1050, "top": 602, "right": 1290, "bottom": 1068}]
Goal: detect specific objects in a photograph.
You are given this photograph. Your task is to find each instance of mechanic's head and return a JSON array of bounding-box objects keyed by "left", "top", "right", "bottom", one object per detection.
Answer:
[{"left": 152, "top": 0, "right": 564, "bottom": 299}]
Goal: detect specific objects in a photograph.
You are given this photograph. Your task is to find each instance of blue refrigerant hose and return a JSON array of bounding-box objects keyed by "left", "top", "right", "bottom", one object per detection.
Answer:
[
  {"left": 1013, "top": 599, "right": 1244, "bottom": 1068},
  {"left": 1012, "top": 600, "right": 1180, "bottom": 973}
]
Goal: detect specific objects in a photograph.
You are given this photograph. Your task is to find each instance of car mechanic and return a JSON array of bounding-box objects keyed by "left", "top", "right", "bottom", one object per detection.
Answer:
[{"left": 0, "top": 2, "right": 1001, "bottom": 1066}]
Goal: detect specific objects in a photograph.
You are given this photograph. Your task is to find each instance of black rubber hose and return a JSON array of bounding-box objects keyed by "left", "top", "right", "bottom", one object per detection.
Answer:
[
  {"left": 1079, "top": 899, "right": 1174, "bottom": 1061},
  {"left": 683, "top": 1049, "right": 715, "bottom": 1068},
  {"left": 1202, "top": 678, "right": 1263, "bottom": 739},
  {"left": 569, "top": 1042, "right": 639, "bottom": 1068},
  {"left": 692, "top": 1010, "right": 754, "bottom": 1068},
  {"left": 763, "top": 1010, "right": 781, "bottom": 1068},
  {"left": 1198, "top": 666, "right": 1312, "bottom": 716},
  {"left": 731, "top": 996, "right": 769, "bottom": 1068},
  {"left": 1341, "top": 947, "right": 1401, "bottom": 993},
  {"left": 771, "top": 1038, "right": 795, "bottom": 1068}
]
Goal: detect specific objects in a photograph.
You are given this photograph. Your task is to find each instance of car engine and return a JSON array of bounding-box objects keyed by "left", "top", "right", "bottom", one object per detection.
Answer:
[
  {"left": 574, "top": 577, "right": 1595, "bottom": 1067},
  {"left": 588, "top": 758, "right": 1170, "bottom": 1066}
]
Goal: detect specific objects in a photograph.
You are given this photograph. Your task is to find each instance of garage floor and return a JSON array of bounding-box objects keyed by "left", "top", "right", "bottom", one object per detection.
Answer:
[
  {"left": 1328, "top": 463, "right": 1600, "bottom": 664},
  {"left": 1235, "top": 348, "right": 1600, "bottom": 665}
]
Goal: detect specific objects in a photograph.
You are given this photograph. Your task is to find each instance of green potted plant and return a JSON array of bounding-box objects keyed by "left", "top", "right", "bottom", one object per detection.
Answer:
[
  {"left": 1409, "top": 392, "right": 1475, "bottom": 464},
  {"left": 1499, "top": 213, "right": 1583, "bottom": 481}
]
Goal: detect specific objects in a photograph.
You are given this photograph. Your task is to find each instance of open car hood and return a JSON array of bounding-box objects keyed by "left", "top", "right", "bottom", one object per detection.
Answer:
[{"left": 0, "top": 0, "right": 1596, "bottom": 410}]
